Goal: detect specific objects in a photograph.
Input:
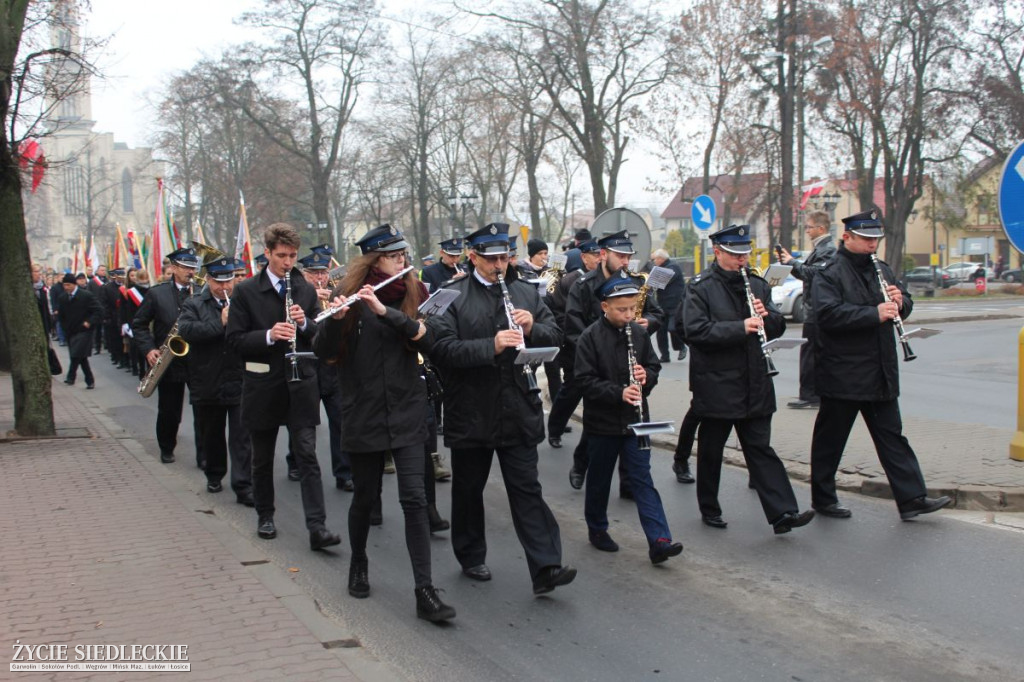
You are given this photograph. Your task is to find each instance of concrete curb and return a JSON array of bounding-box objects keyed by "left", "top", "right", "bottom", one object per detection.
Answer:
[
  {"left": 644, "top": 430, "right": 1024, "bottom": 513},
  {"left": 81, "top": 394, "right": 406, "bottom": 682}
]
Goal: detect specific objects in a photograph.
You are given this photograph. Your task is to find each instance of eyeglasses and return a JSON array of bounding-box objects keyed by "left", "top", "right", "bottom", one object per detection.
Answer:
[
  {"left": 381, "top": 251, "right": 407, "bottom": 261},
  {"left": 480, "top": 254, "right": 510, "bottom": 262}
]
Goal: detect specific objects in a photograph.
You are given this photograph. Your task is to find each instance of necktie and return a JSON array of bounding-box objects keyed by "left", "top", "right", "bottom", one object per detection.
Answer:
[{"left": 277, "top": 280, "right": 287, "bottom": 300}]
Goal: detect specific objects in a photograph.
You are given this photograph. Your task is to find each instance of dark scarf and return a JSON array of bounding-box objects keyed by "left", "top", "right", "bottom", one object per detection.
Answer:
[
  {"left": 366, "top": 267, "right": 426, "bottom": 305},
  {"left": 837, "top": 241, "right": 874, "bottom": 270},
  {"left": 711, "top": 262, "right": 747, "bottom": 297}
]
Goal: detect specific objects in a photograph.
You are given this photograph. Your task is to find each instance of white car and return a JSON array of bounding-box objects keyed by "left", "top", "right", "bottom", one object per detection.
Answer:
[{"left": 770, "top": 276, "right": 805, "bottom": 322}]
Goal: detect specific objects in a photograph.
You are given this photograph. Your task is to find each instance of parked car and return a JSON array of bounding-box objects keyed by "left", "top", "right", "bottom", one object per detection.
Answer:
[
  {"left": 904, "top": 266, "right": 952, "bottom": 289},
  {"left": 770, "top": 276, "right": 805, "bottom": 322},
  {"left": 1002, "top": 268, "right": 1023, "bottom": 283},
  {"left": 943, "top": 262, "right": 984, "bottom": 282}
]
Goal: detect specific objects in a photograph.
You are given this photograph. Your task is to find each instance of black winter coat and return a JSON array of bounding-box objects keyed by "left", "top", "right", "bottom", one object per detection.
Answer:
[
  {"left": 811, "top": 245, "right": 912, "bottom": 402},
  {"left": 314, "top": 298, "right": 429, "bottom": 453},
  {"left": 790, "top": 235, "right": 837, "bottom": 323},
  {"left": 57, "top": 289, "right": 103, "bottom": 359},
  {"left": 226, "top": 268, "right": 321, "bottom": 430},
  {"left": 428, "top": 270, "right": 562, "bottom": 449},
  {"left": 682, "top": 264, "right": 785, "bottom": 419},
  {"left": 177, "top": 289, "right": 242, "bottom": 405},
  {"left": 654, "top": 261, "right": 685, "bottom": 314},
  {"left": 132, "top": 281, "right": 195, "bottom": 384},
  {"left": 564, "top": 267, "right": 664, "bottom": 347},
  {"left": 575, "top": 317, "right": 660, "bottom": 436},
  {"left": 420, "top": 261, "right": 461, "bottom": 292}
]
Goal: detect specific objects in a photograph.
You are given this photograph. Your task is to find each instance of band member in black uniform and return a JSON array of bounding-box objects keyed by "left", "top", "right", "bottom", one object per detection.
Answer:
[
  {"left": 546, "top": 239, "right": 601, "bottom": 449},
  {"left": 57, "top": 272, "right": 103, "bottom": 388},
  {"left": 226, "top": 224, "right": 341, "bottom": 550},
  {"left": 778, "top": 210, "right": 837, "bottom": 408},
  {"left": 314, "top": 224, "right": 455, "bottom": 622},
  {"left": 133, "top": 248, "right": 199, "bottom": 464},
  {"left": 420, "top": 238, "right": 466, "bottom": 292},
  {"left": 575, "top": 271, "right": 682, "bottom": 562},
  {"left": 87, "top": 265, "right": 107, "bottom": 353},
  {"left": 563, "top": 230, "right": 664, "bottom": 492},
  {"left": 178, "top": 258, "right": 254, "bottom": 506},
  {"left": 809, "top": 210, "right": 951, "bottom": 520},
  {"left": 299, "top": 251, "right": 352, "bottom": 491},
  {"left": 682, "top": 224, "right": 815, "bottom": 534},
  {"left": 102, "top": 269, "right": 127, "bottom": 368},
  {"left": 428, "top": 222, "right": 577, "bottom": 595}
]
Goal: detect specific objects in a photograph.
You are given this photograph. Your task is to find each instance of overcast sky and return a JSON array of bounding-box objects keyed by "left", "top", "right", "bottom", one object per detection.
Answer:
[{"left": 85, "top": 0, "right": 668, "bottom": 213}]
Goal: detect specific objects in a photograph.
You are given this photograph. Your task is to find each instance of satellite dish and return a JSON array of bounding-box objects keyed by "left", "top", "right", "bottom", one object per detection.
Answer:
[{"left": 589, "top": 207, "right": 652, "bottom": 264}]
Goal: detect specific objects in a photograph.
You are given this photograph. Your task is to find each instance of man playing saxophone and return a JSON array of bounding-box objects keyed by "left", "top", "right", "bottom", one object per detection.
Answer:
[{"left": 132, "top": 247, "right": 200, "bottom": 465}]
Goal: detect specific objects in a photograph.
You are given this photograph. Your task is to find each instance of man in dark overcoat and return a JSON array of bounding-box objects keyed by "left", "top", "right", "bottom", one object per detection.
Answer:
[{"left": 57, "top": 273, "right": 103, "bottom": 388}]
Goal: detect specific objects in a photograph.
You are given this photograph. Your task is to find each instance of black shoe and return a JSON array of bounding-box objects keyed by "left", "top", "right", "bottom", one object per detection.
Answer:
[
  {"left": 206, "top": 481, "right": 223, "bottom": 493},
  {"left": 428, "top": 506, "right": 450, "bottom": 533},
  {"left": 660, "top": 355, "right": 671, "bottom": 363},
  {"left": 370, "top": 498, "right": 383, "bottom": 526},
  {"left": 236, "top": 491, "right": 255, "bottom": 507},
  {"left": 64, "top": 378, "right": 74, "bottom": 385},
  {"left": 563, "top": 425, "right": 573, "bottom": 433},
  {"left": 348, "top": 559, "right": 370, "bottom": 599},
  {"left": 532, "top": 565, "right": 577, "bottom": 595},
  {"left": 568, "top": 467, "right": 584, "bottom": 490},
  {"left": 160, "top": 451, "right": 175, "bottom": 464},
  {"left": 748, "top": 478, "right": 756, "bottom": 490},
  {"left": 649, "top": 538, "right": 683, "bottom": 564},
  {"left": 336, "top": 478, "right": 354, "bottom": 492},
  {"left": 85, "top": 383, "right": 95, "bottom": 390},
  {"left": 702, "top": 515, "right": 728, "bottom": 529},
  {"left": 287, "top": 468, "right": 300, "bottom": 482},
  {"left": 772, "top": 510, "right": 815, "bottom": 535},
  {"left": 898, "top": 495, "right": 952, "bottom": 520},
  {"left": 619, "top": 487, "right": 634, "bottom": 501},
  {"left": 813, "top": 502, "right": 852, "bottom": 519},
  {"left": 549, "top": 436, "right": 562, "bottom": 448},
  {"left": 786, "top": 399, "right": 820, "bottom": 409},
  {"left": 678, "top": 350, "right": 686, "bottom": 360},
  {"left": 415, "top": 585, "right": 456, "bottom": 622},
  {"left": 462, "top": 564, "right": 492, "bottom": 581},
  {"left": 672, "top": 461, "right": 695, "bottom": 484},
  {"left": 257, "top": 517, "right": 276, "bottom": 539},
  {"left": 197, "top": 459, "right": 206, "bottom": 471},
  {"left": 310, "top": 528, "right": 342, "bottom": 551},
  {"left": 588, "top": 530, "right": 619, "bottom": 552}
]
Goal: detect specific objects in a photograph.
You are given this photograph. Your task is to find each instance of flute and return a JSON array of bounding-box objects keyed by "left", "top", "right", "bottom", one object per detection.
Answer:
[
  {"left": 314, "top": 266, "right": 415, "bottom": 322},
  {"left": 870, "top": 254, "right": 916, "bottom": 362}
]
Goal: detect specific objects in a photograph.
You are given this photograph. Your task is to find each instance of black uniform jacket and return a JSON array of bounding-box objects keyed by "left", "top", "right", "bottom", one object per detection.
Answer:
[
  {"left": 790, "top": 235, "right": 837, "bottom": 323},
  {"left": 178, "top": 289, "right": 242, "bottom": 406},
  {"left": 132, "top": 281, "right": 194, "bottom": 384},
  {"left": 226, "top": 268, "right": 320, "bottom": 430},
  {"left": 428, "top": 269, "right": 562, "bottom": 449},
  {"left": 811, "top": 245, "right": 912, "bottom": 402},
  {"left": 57, "top": 289, "right": 103, "bottom": 359},
  {"left": 314, "top": 300, "right": 429, "bottom": 453},
  {"left": 421, "top": 261, "right": 461, "bottom": 292},
  {"left": 87, "top": 277, "right": 108, "bottom": 321},
  {"left": 548, "top": 268, "right": 583, "bottom": 331},
  {"left": 101, "top": 280, "right": 122, "bottom": 322},
  {"left": 575, "top": 317, "right": 661, "bottom": 436},
  {"left": 565, "top": 267, "right": 664, "bottom": 347},
  {"left": 654, "top": 261, "right": 685, "bottom": 316},
  {"left": 682, "top": 263, "right": 785, "bottom": 420}
]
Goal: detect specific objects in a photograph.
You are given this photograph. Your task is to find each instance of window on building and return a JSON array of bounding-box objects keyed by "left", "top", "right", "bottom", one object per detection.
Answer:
[
  {"left": 64, "top": 163, "right": 85, "bottom": 216},
  {"left": 122, "top": 168, "right": 134, "bottom": 213},
  {"left": 977, "top": 194, "right": 992, "bottom": 225}
]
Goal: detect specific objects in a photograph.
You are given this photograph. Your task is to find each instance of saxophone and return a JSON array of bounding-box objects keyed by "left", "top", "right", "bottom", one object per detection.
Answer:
[
  {"left": 138, "top": 286, "right": 191, "bottom": 397},
  {"left": 627, "top": 269, "right": 650, "bottom": 320}
]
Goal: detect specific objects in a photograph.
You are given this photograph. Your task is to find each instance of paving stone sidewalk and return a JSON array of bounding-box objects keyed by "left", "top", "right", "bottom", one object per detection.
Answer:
[{"left": 0, "top": 374, "right": 400, "bottom": 682}]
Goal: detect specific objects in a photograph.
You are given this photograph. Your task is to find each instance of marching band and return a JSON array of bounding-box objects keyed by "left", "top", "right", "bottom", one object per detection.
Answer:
[{"left": 33, "top": 206, "right": 953, "bottom": 623}]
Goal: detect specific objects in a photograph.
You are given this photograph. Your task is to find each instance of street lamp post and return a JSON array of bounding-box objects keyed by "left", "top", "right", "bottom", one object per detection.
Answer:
[
  {"left": 447, "top": 190, "right": 478, "bottom": 238},
  {"left": 305, "top": 221, "right": 329, "bottom": 249}
]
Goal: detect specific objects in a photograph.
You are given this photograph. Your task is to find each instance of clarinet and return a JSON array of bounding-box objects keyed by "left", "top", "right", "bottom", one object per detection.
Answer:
[
  {"left": 283, "top": 271, "right": 314, "bottom": 382},
  {"left": 624, "top": 324, "right": 650, "bottom": 451},
  {"left": 496, "top": 271, "right": 541, "bottom": 394},
  {"left": 870, "top": 254, "right": 916, "bottom": 362},
  {"left": 740, "top": 267, "right": 779, "bottom": 377}
]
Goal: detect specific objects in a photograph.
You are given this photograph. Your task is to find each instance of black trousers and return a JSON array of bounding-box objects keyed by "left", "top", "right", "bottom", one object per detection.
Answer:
[
  {"left": 547, "top": 347, "right": 580, "bottom": 437},
  {"left": 696, "top": 416, "right": 797, "bottom": 523},
  {"left": 350, "top": 444, "right": 432, "bottom": 587},
  {"left": 227, "top": 403, "right": 252, "bottom": 495},
  {"left": 66, "top": 357, "right": 94, "bottom": 386},
  {"left": 104, "top": 321, "right": 123, "bottom": 364},
  {"left": 656, "top": 308, "right": 682, "bottom": 357},
  {"left": 544, "top": 360, "right": 562, "bottom": 404},
  {"left": 196, "top": 404, "right": 252, "bottom": 494},
  {"left": 156, "top": 380, "right": 186, "bottom": 455},
  {"left": 286, "top": 390, "right": 351, "bottom": 482},
  {"left": 450, "top": 444, "right": 562, "bottom": 579},
  {"left": 251, "top": 425, "right": 326, "bottom": 532},
  {"left": 810, "top": 397, "right": 927, "bottom": 507},
  {"left": 672, "top": 406, "right": 702, "bottom": 466},
  {"left": 798, "top": 322, "right": 819, "bottom": 401}
]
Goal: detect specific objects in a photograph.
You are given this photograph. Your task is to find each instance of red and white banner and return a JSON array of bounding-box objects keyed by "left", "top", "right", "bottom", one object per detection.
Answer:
[{"left": 799, "top": 179, "right": 828, "bottom": 210}]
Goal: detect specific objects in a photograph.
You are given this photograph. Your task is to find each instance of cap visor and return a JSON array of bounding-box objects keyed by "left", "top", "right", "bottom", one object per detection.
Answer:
[
  {"left": 607, "top": 246, "right": 636, "bottom": 255},
  {"left": 718, "top": 243, "right": 752, "bottom": 254},
  {"left": 849, "top": 228, "right": 884, "bottom": 238},
  {"left": 376, "top": 239, "right": 409, "bottom": 252}
]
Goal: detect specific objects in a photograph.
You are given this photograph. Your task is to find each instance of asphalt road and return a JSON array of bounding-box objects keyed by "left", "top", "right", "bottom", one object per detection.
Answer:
[{"left": 81, "top": 321, "right": 1024, "bottom": 682}]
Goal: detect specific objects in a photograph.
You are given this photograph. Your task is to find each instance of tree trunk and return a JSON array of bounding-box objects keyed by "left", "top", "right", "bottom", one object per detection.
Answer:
[{"left": 0, "top": 155, "right": 56, "bottom": 436}]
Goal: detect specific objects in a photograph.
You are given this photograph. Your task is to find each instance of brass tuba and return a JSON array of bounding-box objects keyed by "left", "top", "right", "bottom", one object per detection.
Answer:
[{"left": 191, "top": 241, "right": 227, "bottom": 288}]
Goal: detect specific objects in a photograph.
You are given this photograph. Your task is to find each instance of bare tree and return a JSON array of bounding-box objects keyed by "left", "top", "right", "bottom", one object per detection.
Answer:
[{"left": 967, "top": 0, "right": 1024, "bottom": 156}]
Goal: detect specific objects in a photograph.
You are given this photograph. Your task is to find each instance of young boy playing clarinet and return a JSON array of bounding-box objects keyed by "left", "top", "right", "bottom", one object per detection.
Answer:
[{"left": 575, "top": 270, "right": 683, "bottom": 564}]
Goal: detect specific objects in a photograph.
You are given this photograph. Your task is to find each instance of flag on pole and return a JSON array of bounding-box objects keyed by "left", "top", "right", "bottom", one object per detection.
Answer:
[
  {"left": 73, "top": 234, "right": 83, "bottom": 274},
  {"left": 125, "top": 230, "right": 142, "bottom": 270},
  {"left": 194, "top": 220, "right": 207, "bottom": 246},
  {"left": 234, "top": 190, "right": 257, "bottom": 277},
  {"left": 114, "top": 224, "right": 131, "bottom": 269},
  {"left": 799, "top": 179, "right": 828, "bottom": 210},
  {"left": 86, "top": 234, "right": 99, "bottom": 271},
  {"left": 151, "top": 178, "right": 177, "bottom": 280}
]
